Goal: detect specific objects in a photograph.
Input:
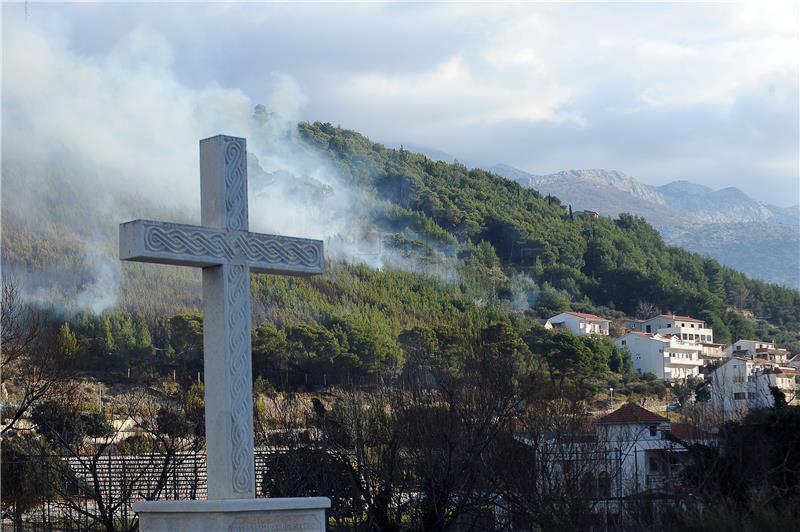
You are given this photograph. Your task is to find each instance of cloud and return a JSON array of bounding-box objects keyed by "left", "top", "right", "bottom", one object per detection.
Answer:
[{"left": 2, "top": 1, "right": 798, "bottom": 210}]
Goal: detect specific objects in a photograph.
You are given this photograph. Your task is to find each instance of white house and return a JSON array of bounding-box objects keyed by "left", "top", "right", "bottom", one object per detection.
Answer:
[
  {"left": 544, "top": 312, "right": 610, "bottom": 336},
  {"left": 593, "top": 404, "right": 717, "bottom": 496},
  {"left": 723, "top": 339, "right": 790, "bottom": 362},
  {"left": 512, "top": 402, "right": 717, "bottom": 527},
  {"left": 628, "top": 314, "right": 714, "bottom": 344},
  {"left": 615, "top": 332, "right": 704, "bottom": 381},
  {"left": 709, "top": 358, "right": 799, "bottom": 420}
]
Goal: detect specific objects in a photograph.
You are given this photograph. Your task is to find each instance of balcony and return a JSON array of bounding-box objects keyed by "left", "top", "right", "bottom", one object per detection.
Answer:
[{"left": 664, "top": 354, "right": 703, "bottom": 367}]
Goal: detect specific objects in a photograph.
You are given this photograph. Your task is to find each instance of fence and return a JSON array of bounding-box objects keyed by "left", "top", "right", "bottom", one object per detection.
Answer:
[{"left": 3, "top": 445, "right": 683, "bottom": 531}]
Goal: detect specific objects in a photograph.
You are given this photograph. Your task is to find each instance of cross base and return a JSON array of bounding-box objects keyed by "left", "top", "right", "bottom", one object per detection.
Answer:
[{"left": 133, "top": 497, "right": 330, "bottom": 532}]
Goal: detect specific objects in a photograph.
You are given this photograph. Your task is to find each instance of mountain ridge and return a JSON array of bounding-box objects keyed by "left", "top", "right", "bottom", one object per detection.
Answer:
[{"left": 491, "top": 165, "right": 799, "bottom": 288}]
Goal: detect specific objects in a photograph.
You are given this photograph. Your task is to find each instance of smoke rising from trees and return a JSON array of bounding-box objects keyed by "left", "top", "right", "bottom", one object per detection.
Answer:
[{"left": 2, "top": 19, "right": 419, "bottom": 313}]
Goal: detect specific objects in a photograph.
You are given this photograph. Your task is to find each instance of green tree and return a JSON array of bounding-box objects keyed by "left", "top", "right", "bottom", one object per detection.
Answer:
[
  {"left": 1, "top": 435, "right": 59, "bottom": 530},
  {"left": 57, "top": 322, "right": 79, "bottom": 360},
  {"left": 169, "top": 313, "right": 204, "bottom": 373}
]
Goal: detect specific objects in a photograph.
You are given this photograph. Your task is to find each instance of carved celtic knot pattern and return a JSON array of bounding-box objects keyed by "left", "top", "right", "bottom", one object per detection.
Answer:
[
  {"left": 224, "top": 137, "right": 248, "bottom": 232},
  {"left": 234, "top": 235, "right": 322, "bottom": 268},
  {"left": 227, "top": 264, "right": 253, "bottom": 494},
  {"left": 144, "top": 225, "right": 234, "bottom": 260}
]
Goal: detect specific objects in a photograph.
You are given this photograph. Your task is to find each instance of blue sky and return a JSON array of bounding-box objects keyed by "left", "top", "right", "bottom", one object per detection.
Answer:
[{"left": 3, "top": 2, "right": 799, "bottom": 206}]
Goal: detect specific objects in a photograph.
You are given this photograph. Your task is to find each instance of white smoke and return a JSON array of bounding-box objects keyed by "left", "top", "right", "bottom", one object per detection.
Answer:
[{"left": 1, "top": 14, "right": 451, "bottom": 313}]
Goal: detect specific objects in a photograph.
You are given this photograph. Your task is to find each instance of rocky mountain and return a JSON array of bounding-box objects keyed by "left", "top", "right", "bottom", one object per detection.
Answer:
[
  {"left": 654, "top": 180, "right": 798, "bottom": 225},
  {"left": 491, "top": 165, "right": 800, "bottom": 288}
]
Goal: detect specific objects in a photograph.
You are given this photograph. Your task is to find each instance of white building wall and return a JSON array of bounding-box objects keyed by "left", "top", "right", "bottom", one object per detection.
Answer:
[
  {"left": 635, "top": 315, "right": 714, "bottom": 343},
  {"left": 709, "top": 359, "right": 785, "bottom": 419},
  {"left": 723, "top": 339, "right": 776, "bottom": 357},
  {"left": 616, "top": 334, "right": 666, "bottom": 379},
  {"left": 596, "top": 421, "right": 679, "bottom": 496},
  {"left": 615, "top": 334, "right": 702, "bottom": 381},
  {"left": 547, "top": 313, "right": 610, "bottom": 336}
]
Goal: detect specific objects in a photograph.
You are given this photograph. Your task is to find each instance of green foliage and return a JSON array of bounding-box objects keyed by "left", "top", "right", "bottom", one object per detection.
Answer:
[
  {"left": 57, "top": 322, "right": 79, "bottom": 360},
  {"left": 6, "top": 121, "right": 799, "bottom": 392},
  {"left": 681, "top": 406, "right": 800, "bottom": 528},
  {"left": 31, "top": 400, "right": 113, "bottom": 447},
  {"left": 156, "top": 406, "right": 191, "bottom": 439},
  {"left": 1, "top": 434, "right": 59, "bottom": 516},
  {"left": 298, "top": 121, "right": 800, "bottom": 351},
  {"left": 523, "top": 326, "right": 613, "bottom": 396},
  {"left": 609, "top": 346, "right": 634, "bottom": 375}
]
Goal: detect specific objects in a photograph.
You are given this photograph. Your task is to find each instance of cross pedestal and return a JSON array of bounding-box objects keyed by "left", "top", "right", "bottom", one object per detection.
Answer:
[{"left": 123, "top": 135, "right": 329, "bottom": 530}]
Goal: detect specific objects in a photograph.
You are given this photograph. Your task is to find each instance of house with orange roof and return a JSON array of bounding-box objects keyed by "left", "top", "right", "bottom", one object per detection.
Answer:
[
  {"left": 595, "top": 403, "right": 718, "bottom": 496},
  {"left": 544, "top": 311, "right": 610, "bottom": 336},
  {"left": 514, "top": 403, "right": 716, "bottom": 504},
  {"left": 628, "top": 313, "right": 714, "bottom": 344}
]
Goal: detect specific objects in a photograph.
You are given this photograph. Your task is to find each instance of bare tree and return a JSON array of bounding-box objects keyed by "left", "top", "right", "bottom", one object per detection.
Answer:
[
  {"left": 634, "top": 300, "right": 659, "bottom": 320},
  {"left": 30, "top": 389, "right": 204, "bottom": 531},
  {"left": 1, "top": 281, "right": 76, "bottom": 435}
]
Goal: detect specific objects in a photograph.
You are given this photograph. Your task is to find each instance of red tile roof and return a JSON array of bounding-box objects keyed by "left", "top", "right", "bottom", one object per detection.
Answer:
[
  {"left": 670, "top": 422, "right": 718, "bottom": 441},
  {"left": 659, "top": 314, "right": 704, "bottom": 322},
  {"left": 565, "top": 311, "right": 610, "bottom": 322},
  {"left": 596, "top": 403, "right": 669, "bottom": 425}
]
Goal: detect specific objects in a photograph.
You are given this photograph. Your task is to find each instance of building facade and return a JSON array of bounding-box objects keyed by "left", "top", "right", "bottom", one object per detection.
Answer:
[
  {"left": 544, "top": 312, "right": 610, "bottom": 336},
  {"left": 615, "top": 332, "right": 704, "bottom": 381},
  {"left": 628, "top": 314, "right": 714, "bottom": 344}
]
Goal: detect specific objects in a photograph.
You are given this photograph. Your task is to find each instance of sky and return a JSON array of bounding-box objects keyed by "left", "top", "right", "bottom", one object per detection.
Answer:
[{"left": 3, "top": 1, "right": 799, "bottom": 207}]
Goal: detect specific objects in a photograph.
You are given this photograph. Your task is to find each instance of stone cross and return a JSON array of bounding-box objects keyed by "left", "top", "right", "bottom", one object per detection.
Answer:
[{"left": 120, "top": 135, "right": 324, "bottom": 499}]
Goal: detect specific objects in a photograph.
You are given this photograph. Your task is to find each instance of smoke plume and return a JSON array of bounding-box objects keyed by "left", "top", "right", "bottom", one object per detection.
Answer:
[{"left": 2, "top": 15, "right": 448, "bottom": 313}]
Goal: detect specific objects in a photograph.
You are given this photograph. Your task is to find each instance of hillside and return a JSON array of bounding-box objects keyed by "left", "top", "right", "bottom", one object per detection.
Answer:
[
  {"left": 2, "top": 120, "right": 799, "bottom": 378},
  {"left": 492, "top": 165, "right": 800, "bottom": 288},
  {"left": 298, "top": 124, "right": 799, "bottom": 340}
]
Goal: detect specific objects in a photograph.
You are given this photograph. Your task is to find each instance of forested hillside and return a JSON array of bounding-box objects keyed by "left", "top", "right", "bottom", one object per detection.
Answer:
[
  {"left": 2, "top": 121, "right": 799, "bottom": 388},
  {"left": 298, "top": 122, "right": 799, "bottom": 343}
]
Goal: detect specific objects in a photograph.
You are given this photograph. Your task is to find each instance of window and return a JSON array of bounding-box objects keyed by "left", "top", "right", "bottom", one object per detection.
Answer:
[
  {"left": 649, "top": 425, "right": 658, "bottom": 437},
  {"left": 734, "top": 376, "right": 745, "bottom": 383},
  {"left": 621, "top": 340, "right": 626, "bottom": 346},
  {"left": 734, "top": 392, "right": 746, "bottom": 400},
  {"left": 646, "top": 325, "right": 651, "bottom": 333},
  {"left": 748, "top": 392, "right": 756, "bottom": 400}
]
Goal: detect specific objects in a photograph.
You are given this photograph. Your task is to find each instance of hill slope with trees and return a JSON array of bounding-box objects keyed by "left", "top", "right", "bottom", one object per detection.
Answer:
[{"left": 2, "top": 120, "right": 799, "bottom": 388}]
